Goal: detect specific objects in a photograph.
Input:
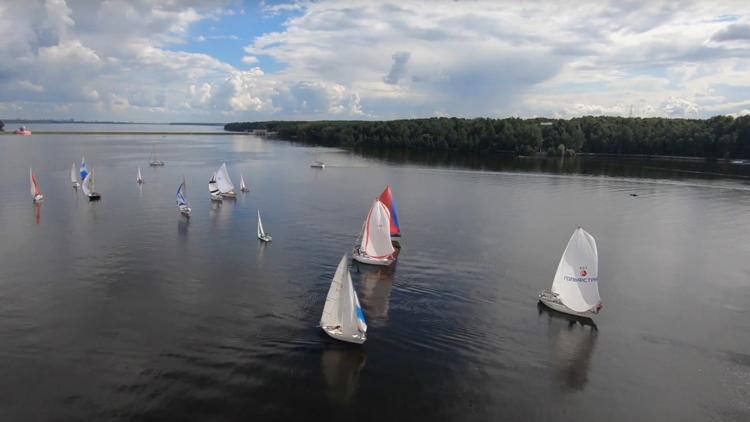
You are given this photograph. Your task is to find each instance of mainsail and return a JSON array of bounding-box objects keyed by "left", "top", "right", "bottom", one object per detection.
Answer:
[
  {"left": 321, "top": 255, "right": 348, "bottom": 329},
  {"left": 137, "top": 167, "right": 143, "bottom": 183},
  {"left": 30, "top": 168, "right": 41, "bottom": 198},
  {"left": 176, "top": 178, "right": 189, "bottom": 207},
  {"left": 257, "top": 210, "right": 265, "bottom": 238},
  {"left": 80, "top": 157, "right": 88, "bottom": 180},
  {"left": 551, "top": 228, "right": 601, "bottom": 313},
  {"left": 82, "top": 171, "right": 94, "bottom": 196},
  {"left": 209, "top": 173, "right": 221, "bottom": 197},
  {"left": 378, "top": 186, "right": 401, "bottom": 237},
  {"left": 240, "top": 175, "right": 247, "bottom": 191},
  {"left": 215, "top": 163, "right": 235, "bottom": 194},
  {"left": 70, "top": 162, "right": 78, "bottom": 185},
  {"left": 360, "top": 200, "right": 395, "bottom": 258}
]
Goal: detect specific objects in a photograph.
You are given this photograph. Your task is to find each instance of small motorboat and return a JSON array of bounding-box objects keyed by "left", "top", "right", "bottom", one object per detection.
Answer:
[
  {"left": 310, "top": 161, "right": 326, "bottom": 168},
  {"left": 30, "top": 167, "right": 43, "bottom": 202},
  {"left": 81, "top": 170, "right": 101, "bottom": 201},
  {"left": 257, "top": 210, "right": 272, "bottom": 242},
  {"left": 15, "top": 126, "right": 31, "bottom": 136},
  {"left": 538, "top": 227, "right": 603, "bottom": 318},
  {"left": 320, "top": 255, "right": 367, "bottom": 344},
  {"left": 352, "top": 199, "right": 399, "bottom": 266}
]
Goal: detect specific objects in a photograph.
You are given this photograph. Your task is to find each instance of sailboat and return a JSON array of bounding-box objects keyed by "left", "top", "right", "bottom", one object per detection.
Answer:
[
  {"left": 176, "top": 177, "right": 191, "bottom": 216},
  {"left": 378, "top": 185, "right": 401, "bottom": 238},
  {"left": 538, "top": 227, "right": 603, "bottom": 318},
  {"left": 240, "top": 175, "right": 249, "bottom": 193},
  {"left": 70, "top": 162, "right": 80, "bottom": 188},
  {"left": 215, "top": 162, "right": 236, "bottom": 198},
  {"left": 136, "top": 167, "right": 144, "bottom": 184},
  {"left": 257, "top": 210, "right": 272, "bottom": 242},
  {"left": 352, "top": 199, "right": 399, "bottom": 266},
  {"left": 81, "top": 169, "right": 101, "bottom": 200},
  {"left": 208, "top": 173, "right": 222, "bottom": 202},
  {"left": 320, "top": 255, "right": 368, "bottom": 344},
  {"left": 79, "top": 156, "right": 88, "bottom": 181},
  {"left": 29, "top": 167, "right": 43, "bottom": 202},
  {"left": 149, "top": 145, "right": 165, "bottom": 166},
  {"left": 310, "top": 161, "right": 326, "bottom": 168}
]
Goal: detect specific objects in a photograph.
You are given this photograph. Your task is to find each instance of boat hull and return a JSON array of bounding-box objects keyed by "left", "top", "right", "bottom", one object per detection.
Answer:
[
  {"left": 33, "top": 195, "right": 44, "bottom": 203},
  {"left": 538, "top": 289, "right": 600, "bottom": 318},
  {"left": 321, "top": 326, "right": 366, "bottom": 345},
  {"left": 179, "top": 206, "right": 191, "bottom": 216},
  {"left": 352, "top": 246, "right": 398, "bottom": 266},
  {"left": 72, "top": 183, "right": 80, "bottom": 189},
  {"left": 221, "top": 191, "right": 237, "bottom": 198},
  {"left": 241, "top": 187, "right": 250, "bottom": 193},
  {"left": 87, "top": 193, "right": 101, "bottom": 201},
  {"left": 258, "top": 235, "right": 272, "bottom": 242},
  {"left": 210, "top": 194, "right": 222, "bottom": 202},
  {"left": 149, "top": 161, "right": 165, "bottom": 167}
]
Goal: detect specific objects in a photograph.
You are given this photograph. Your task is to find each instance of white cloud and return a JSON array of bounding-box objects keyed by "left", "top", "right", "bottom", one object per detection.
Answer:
[{"left": 2, "top": 0, "right": 750, "bottom": 121}]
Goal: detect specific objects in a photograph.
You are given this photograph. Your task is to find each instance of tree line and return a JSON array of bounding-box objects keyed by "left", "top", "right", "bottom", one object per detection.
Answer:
[{"left": 225, "top": 115, "right": 750, "bottom": 159}]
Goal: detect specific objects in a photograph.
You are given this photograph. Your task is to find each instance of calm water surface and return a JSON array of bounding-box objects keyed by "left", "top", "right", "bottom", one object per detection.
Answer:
[{"left": 1, "top": 131, "right": 749, "bottom": 421}]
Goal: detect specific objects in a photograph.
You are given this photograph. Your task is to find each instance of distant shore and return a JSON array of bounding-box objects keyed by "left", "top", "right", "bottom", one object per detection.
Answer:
[{"left": 0, "top": 131, "right": 238, "bottom": 135}]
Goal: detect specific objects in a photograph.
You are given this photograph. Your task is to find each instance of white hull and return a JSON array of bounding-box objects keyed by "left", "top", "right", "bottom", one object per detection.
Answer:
[
  {"left": 241, "top": 187, "right": 250, "bottom": 193},
  {"left": 322, "top": 326, "right": 366, "bottom": 344},
  {"left": 149, "top": 161, "right": 165, "bottom": 167},
  {"left": 221, "top": 191, "right": 237, "bottom": 198},
  {"left": 72, "top": 182, "right": 80, "bottom": 189},
  {"left": 210, "top": 194, "right": 222, "bottom": 202},
  {"left": 179, "top": 206, "right": 192, "bottom": 216},
  {"left": 538, "top": 290, "right": 600, "bottom": 318},
  {"left": 33, "top": 195, "right": 44, "bottom": 203},
  {"left": 352, "top": 246, "right": 396, "bottom": 266},
  {"left": 258, "top": 234, "right": 272, "bottom": 242}
]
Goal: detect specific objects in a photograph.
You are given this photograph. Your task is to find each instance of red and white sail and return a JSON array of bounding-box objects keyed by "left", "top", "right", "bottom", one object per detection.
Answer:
[
  {"left": 360, "top": 199, "right": 395, "bottom": 259},
  {"left": 29, "top": 167, "right": 42, "bottom": 199}
]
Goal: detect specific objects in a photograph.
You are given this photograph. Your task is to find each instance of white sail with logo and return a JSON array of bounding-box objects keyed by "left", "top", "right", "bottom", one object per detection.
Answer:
[
  {"left": 321, "top": 255, "right": 367, "bottom": 344},
  {"left": 551, "top": 228, "right": 600, "bottom": 313},
  {"left": 361, "top": 200, "right": 395, "bottom": 258},
  {"left": 215, "top": 163, "right": 235, "bottom": 195}
]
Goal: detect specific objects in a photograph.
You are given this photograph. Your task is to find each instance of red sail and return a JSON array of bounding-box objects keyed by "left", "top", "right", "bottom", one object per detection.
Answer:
[{"left": 378, "top": 186, "right": 401, "bottom": 237}]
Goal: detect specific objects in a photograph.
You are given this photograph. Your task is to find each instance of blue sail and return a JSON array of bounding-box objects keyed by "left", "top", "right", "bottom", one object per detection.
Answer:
[
  {"left": 356, "top": 304, "right": 367, "bottom": 332},
  {"left": 176, "top": 181, "right": 188, "bottom": 206},
  {"left": 79, "top": 161, "right": 88, "bottom": 181}
]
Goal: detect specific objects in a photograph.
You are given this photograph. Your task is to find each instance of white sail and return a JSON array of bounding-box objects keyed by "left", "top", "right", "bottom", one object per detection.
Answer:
[
  {"left": 29, "top": 168, "right": 35, "bottom": 197},
  {"left": 551, "top": 228, "right": 601, "bottom": 313},
  {"left": 360, "top": 200, "right": 395, "bottom": 258},
  {"left": 137, "top": 167, "right": 143, "bottom": 183},
  {"left": 215, "top": 163, "right": 235, "bottom": 193},
  {"left": 257, "top": 210, "right": 265, "bottom": 238},
  {"left": 321, "top": 255, "right": 348, "bottom": 328},
  {"left": 209, "top": 173, "right": 221, "bottom": 197},
  {"left": 70, "top": 162, "right": 78, "bottom": 184},
  {"left": 240, "top": 175, "right": 247, "bottom": 191},
  {"left": 82, "top": 171, "right": 93, "bottom": 196},
  {"left": 177, "top": 178, "right": 189, "bottom": 207}
]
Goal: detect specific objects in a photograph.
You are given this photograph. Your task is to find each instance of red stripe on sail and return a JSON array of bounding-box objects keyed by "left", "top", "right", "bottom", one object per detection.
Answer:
[{"left": 32, "top": 174, "right": 41, "bottom": 196}]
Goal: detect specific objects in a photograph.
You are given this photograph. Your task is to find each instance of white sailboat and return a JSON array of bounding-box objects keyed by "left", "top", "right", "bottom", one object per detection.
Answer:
[
  {"left": 257, "top": 210, "right": 272, "bottom": 242},
  {"left": 70, "top": 162, "right": 80, "bottom": 188},
  {"left": 539, "top": 227, "right": 603, "bottom": 317},
  {"left": 30, "top": 167, "right": 43, "bottom": 202},
  {"left": 352, "top": 199, "right": 398, "bottom": 266},
  {"left": 81, "top": 169, "right": 101, "bottom": 200},
  {"left": 320, "top": 255, "right": 368, "bottom": 344},
  {"left": 240, "top": 175, "right": 249, "bottom": 193},
  {"left": 136, "top": 167, "right": 144, "bottom": 184},
  {"left": 215, "top": 162, "right": 236, "bottom": 198},
  {"left": 310, "top": 161, "right": 326, "bottom": 168},
  {"left": 176, "top": 177, "right": 191, "bottom": 216},
  {"left": 208, "top": 172, "right": 222, "bottom": 202},
  {"left": 149, "top": 145, "right": 165, "bottom": 166},
  {"left": 79, "top": 156, "right": 88, "bottom": 182}
]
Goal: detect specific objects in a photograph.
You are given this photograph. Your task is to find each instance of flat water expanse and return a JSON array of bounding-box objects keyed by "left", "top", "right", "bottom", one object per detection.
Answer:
[{"left": 1, "top": 132, "right": 749, "bottom": 421}]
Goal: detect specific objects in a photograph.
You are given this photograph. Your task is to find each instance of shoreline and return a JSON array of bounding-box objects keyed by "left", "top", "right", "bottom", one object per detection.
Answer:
[{"left": 0, "top": 131, "right": 241, "bottom": 135}]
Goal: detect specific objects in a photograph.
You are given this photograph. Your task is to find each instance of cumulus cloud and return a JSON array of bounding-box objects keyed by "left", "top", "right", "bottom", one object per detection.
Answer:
[{"left": 2, "top": 0, "right": 750, "bottom": 120}]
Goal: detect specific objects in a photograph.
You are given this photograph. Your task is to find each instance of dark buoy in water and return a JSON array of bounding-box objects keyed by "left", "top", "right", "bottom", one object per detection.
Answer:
[{"left": 629, "top": 193, "right": 638, "bottom": 197}]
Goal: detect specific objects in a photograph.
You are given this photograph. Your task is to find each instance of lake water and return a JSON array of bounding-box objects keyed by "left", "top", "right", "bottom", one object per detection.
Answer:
[{"left": 1, "top": 130, "right": 749, "bottom": 421}]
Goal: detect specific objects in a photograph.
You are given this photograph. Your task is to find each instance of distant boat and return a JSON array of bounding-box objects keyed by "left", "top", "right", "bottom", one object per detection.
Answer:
[
  {"left": 320, "top": 255, "right": 367, "bottom": 344},
  {"left": 731, "top": 159, "right": 748, "bottom": 165},
  {"left": 257, "top": 210, "right": 272, "bottom": 242},
  {"left": 70, "top": 162, "right": 80, "bottom": 189},
  {"left": 240, "top": 175, "right": 249, "bottom": 193},
  {"left": 149, "top": 145, "right": 165, "bottom": 166},
  {"left": 176, "top": 177, "right": 191, "bottom": 216},
  {"left": 208, "top": 172, "right": 222, "bottom": 202},
  {"left": 29, "top": 167, "right": 43, "bottom": 202},
  {"left": 81, "top": 169, "right": 101, "bottom": 201},
  {"left": 136, "top": 167, "right": 144, "bottom": 184},
  {"left": 378, "top": 185, "right": 401, "bottom": 238},
  {"left": 352, "top": 199, "right": 399, "bottom": 266},
  {"left": 215, "top": 162, "right": 236, "bottom": 198},
  {"left": 15, "top": 126, "right": 31, "bottom": 136},
  {"left": 310, "top": 161, "right": 326, "bottom": 168},
  {"left": 538, "top": 227, "right": 603, "bottom": 318},
  {"left": 79, "top": 156, "right": 88, "bottom": 181}
]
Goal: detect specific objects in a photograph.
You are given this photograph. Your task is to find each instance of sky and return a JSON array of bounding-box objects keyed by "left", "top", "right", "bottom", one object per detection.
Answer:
[{"left": 1, "top": 0, "right": 750, "bottom": 122}]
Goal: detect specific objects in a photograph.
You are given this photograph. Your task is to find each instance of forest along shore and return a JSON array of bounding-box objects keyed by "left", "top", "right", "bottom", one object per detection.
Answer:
[{"left": 225, "top": 116, "right": 750, "bottom": 160}]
